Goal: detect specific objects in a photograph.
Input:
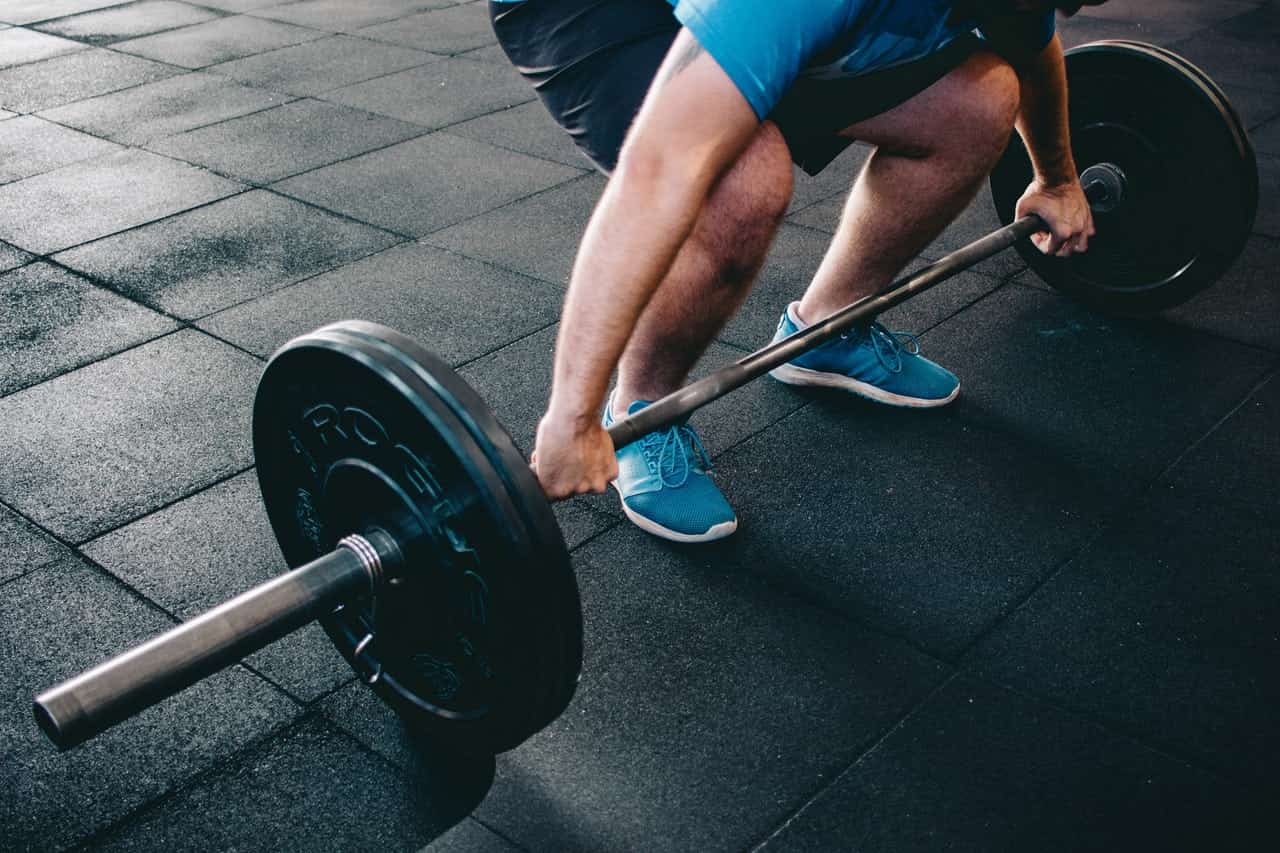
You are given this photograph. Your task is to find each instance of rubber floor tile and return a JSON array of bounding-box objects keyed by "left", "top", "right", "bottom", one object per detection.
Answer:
[
  {"left": 88, "top": 717, "right": 479, "bottom": 852},
  {"left": 965, "top": 488, "right": 1280, "bottom": 784},
  {"left": 0, "top": 114, "right": 121, "bottom": 184},
  {"left": 1, "top": 0, "right": 126, "bottom": 26},
  {"left": 113, "top": 14, "right": 324, "bottom": 69},
  {"left": 0, "top": 27, "right": 86, "bottom": 68},
  {"left": 448, "top": 100, "right": 591, "bottom": 169},
  {"left": 145, "top": 97, "right": 426, "bottom": 185},
  {"left": 208, "top": 33, "right": 438, "bottom": 97},
  {"left": 0, "top": 148, "right": 242, "bottom": 255},
  {"left": 1164, "top": 235, "right": 1280, "bottom": 353},
  {"left": 0, "top": 330, "right": 260, "bottom": 541},
  {"left": 271, "top": 132, "right": 581, "bottom": 237},
  {"left": 472, "top": 523, "right": 949, "bottom": 852},
  {"left": 0, "top": 502, "right": 67, "bottom": 584},
  {"left": 37, "top": 71, "right": 291, "bottom": 146},
  {"left": 199, "top": 241, "right": 563, "bottom": 364},
  {"left": 321, "top": 56, "right": 532, "bottom": 130},
  {"left": 33, "top": 0, "right": 222, "bottom": 45},
  {"left": 356, "top": 3, "right": 497, "bottom": 55},
  {"left": 249, "top": 0, "right": 455, "bottom": 33},
  {"left": 0, "top": 262, "right": 177, "bottom": 397},
  {"left": 0, "top": 47, "right": 177, "bottom": 113},
  {"left": 423, "top": 174, "right": 604, "bottom": 286},
  {"left": 922, "top": 284, "right": 1275, "bottom": 480},
  {"left": 0, "top": 556, "right": 299, "bottom": 851},
  {"left": 759, "top": 675, "right": 1262, "bottom": 853},
  {"left": 54, "top": 189, "right": 402, "bottom": 319}
]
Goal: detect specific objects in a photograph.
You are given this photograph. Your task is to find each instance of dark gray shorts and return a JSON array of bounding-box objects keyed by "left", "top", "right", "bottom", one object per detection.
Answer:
[{"left": 489, "top": 0, "right": 981, "bottom": 175}]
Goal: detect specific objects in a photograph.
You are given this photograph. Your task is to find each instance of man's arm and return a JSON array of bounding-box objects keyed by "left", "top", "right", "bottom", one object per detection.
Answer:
[
  {"left": 534, "top": 30, "right": 760, "bottom": 499},
  {"left": 1009, "top": 33, "right": 1096, "bottom": 256}
]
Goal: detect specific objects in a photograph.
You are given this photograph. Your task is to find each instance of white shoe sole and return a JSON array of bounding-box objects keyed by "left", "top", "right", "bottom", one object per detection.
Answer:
[
  {"left": 610, "top": 482, "right": 738, "bottom": 543},
  {"left": 769, "top": 363, "right": 960, "bottom": 409}
]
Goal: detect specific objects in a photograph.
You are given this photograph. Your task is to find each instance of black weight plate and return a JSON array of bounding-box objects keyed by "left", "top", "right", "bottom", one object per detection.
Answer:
[
  {"left": 321, "top": 321, "right": 582, "bottom": 743},
  {"left": 254, "top": 321, "right": 582, "bottom": 753},
  {"left": 990, "top": 41, "right": 1258, "bottom": 314}
]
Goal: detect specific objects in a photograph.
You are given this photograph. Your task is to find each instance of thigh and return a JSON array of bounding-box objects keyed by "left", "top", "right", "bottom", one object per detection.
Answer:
[
  {"left": 838, "top": 48, "right": 1019, "bottom": 155},
  {"left": 490, "top": 0, "right": 679, "bottom": 173},
  {"left": 771, "top": 35, "right": 983, "bottom": 174}
]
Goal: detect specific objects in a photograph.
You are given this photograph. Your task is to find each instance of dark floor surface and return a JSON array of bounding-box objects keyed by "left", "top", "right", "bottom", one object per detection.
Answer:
[{"left": 1, "top": 1, "right": 1277, "bottom": 851}]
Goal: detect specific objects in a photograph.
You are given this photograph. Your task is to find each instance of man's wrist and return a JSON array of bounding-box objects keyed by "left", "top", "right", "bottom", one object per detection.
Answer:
[
  {"left": 1033, "top": 165, "right": 1080, "bottom": 189},
  {"left": 544, "top": 396, "right": 605, "bottom": 432}
]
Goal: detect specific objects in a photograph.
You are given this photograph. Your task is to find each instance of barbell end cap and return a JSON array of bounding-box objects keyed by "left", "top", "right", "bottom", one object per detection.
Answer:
[
  {"left": 33, "top": 691, "right": 84, "bottom": 752},
  {"left": 1080, "top": 163, "right": 1128, "bottom": 214}
]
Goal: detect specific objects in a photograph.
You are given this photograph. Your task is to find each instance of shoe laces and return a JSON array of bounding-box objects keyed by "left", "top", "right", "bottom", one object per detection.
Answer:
[
  {"left": 840, "top": 322, "right": 920, "bottom": 374},
  {"left": 640, "top": 423, "right": 713, "bottom": 488}
]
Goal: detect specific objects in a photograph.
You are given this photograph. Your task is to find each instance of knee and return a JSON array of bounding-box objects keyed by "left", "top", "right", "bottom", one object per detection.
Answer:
[
  {"left": 954, "top": 54, "right": 1021, "bottom": 157},
  {"left": 695, "top": 121, "right": 793, "bottom": 274}
]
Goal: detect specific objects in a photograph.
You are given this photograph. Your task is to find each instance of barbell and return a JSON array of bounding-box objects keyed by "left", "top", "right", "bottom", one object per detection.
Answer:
[{"left": 34, "top": 42, "right": 1258, "bottom": 754}]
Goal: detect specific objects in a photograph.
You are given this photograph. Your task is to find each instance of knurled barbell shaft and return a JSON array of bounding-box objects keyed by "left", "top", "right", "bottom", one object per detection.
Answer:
[
  {"left": 34, "top": 533, "right": 396, "bottom": 751},
  {"left": 607, "top": 176, "right": 1110, "bottom": 448}
]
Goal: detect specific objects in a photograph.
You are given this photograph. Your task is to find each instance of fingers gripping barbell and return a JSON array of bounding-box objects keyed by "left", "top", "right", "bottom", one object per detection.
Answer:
[{"left": 34, "top": 42, "right": 1257, "bottom": 754}]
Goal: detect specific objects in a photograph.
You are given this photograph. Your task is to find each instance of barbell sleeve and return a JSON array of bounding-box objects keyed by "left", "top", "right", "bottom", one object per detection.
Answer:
[
  {"left": 34, "top": 533, "right": 393, "bottom": 751},
  {"left": 607, "top": 175, "right": 1114, "bottom": 449}
]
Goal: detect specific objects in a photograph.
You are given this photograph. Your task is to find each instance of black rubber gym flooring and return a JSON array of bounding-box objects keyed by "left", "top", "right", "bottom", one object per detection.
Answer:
[{"left": 1, "top": 1, "right": 1277, "bottom": 850}]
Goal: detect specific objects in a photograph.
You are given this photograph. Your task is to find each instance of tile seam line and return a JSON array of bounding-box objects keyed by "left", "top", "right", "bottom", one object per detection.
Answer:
[
  {"left": 74, "top": 462, "right": 258, "bottom": 547},
  {"left": 38, "top": 252, "right": 218, "bottom": 324},
  {"left": 745, "top": 670, "right": 963, "bottom": 853},
  {"left": 957, "top": 670, "right": 1268, "bottom": 791},
  {"left": 65, "top": 708, "right": 327, "bottom": 853},
  {"left": 34, "top": 91, "right": 309, "bottom": 150},
  {"left": 1003, "top": 280, "right": 1280, "bottom": 358},
  {"left": 257, "top": 185, "right": 421, "bottom": 242},
  {"left": 0, "top": 43, "right": 200, "bottom": 111},
  {"left": 248, "top": 99, "right": 571, "bottom": 195},
  {"left": 452, "top": 317, "right": 562, "bottom": 371},
  {"left": 696, "top": 348, "right": 1276, "bottom": 673},
  {"left": 0, "top": 326, "right": 186, "bottom": 404},
  {"left": 91, "top": 14, "right": 352, "bottom": 68},
  {"left": 470, "top": 815, "right": 536, "bottom": 853},
  {"left": 951, "top": 355, "right": 1280, "bottom": 669},
  {"left": 6, "top": 2, "right": 181, "bottom": 30},
  {"left": 27, "top": 5, "right": 238, "bottom": 46},
  {"left": 183, "top": 234, "right": 416, "bottom": 324},
  {"left": 13, "top": 182, "right": 257, "bottom": 271},
  {"left": 150, "top": 25, "right": 447, "bottom": 80},
  {"left": 409, "top": 163, "right": 593, "bottom": 239},
  {"left": 186, "top": 242, "right": 564, "bottom": 358},
  {"left": 174, "top": 33, "right": 508, "bottom": 98},
  {"left": 587, "top": 396, "right": 960, "bottom": 666},
  {"left": 251, "top": 168, "right": 597, "bottom": 304},
  {"left": 134, "top": 117, "right": 435, "bottom": 189}
]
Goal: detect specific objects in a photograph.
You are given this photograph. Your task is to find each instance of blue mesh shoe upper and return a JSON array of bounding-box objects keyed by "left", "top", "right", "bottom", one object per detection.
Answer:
[
  {"left": 604, "top": 397, "right": 737, "bottom": 540},
  {"left": 772, "top": 303, "right": 959, "bottom": 403}
]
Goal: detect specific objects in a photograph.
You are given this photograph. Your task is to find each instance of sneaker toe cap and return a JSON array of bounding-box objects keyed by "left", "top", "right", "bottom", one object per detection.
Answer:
[{"left": 623, "top": 479, "right": 736, "bottom": 537}]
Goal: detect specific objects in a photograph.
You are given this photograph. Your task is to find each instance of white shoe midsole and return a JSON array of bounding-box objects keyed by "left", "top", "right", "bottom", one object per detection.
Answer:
[
  {"left": 769, "top": 363, "right": 959, "bottom": 409},
  {"left": 610, "top": 482, "right": 738, "bottom": 543}
]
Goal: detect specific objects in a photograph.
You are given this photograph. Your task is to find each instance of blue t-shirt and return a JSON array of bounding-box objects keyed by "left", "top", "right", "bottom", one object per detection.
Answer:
[
  {"left": 492, "top": 1, "right": 1055, "bottom": 121},
  {"left": 671, "top": 0, "right": 1054, "bottom": 119}
]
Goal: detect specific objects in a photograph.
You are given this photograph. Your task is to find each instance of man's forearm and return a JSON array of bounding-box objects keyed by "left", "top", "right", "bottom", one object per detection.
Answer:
[
  {"left": 1013, "top": 34, "right": 1079, "bottom": 186},
  {"left": 545, "top": 155, "right": 717, "bottom": 426},
  {"left": 542, "top": 32, "right": 760, "bottom": 427}
]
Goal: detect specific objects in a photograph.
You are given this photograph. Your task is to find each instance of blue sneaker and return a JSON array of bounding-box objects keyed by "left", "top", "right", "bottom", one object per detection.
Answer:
[
  {"left": 767, "top": 302, "right": 959, "bottom": 407},
  {"left": 603, "top": 395, "right": 738, "bottom": 543}
]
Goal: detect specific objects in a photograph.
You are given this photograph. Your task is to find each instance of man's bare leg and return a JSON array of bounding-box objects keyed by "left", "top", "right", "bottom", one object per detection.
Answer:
[
  {"left": 797, "top": 51, "right": 1021, "bottom": 323},
  {"left": 611, "top": 121, "right": 793, "bottom": 414}
]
